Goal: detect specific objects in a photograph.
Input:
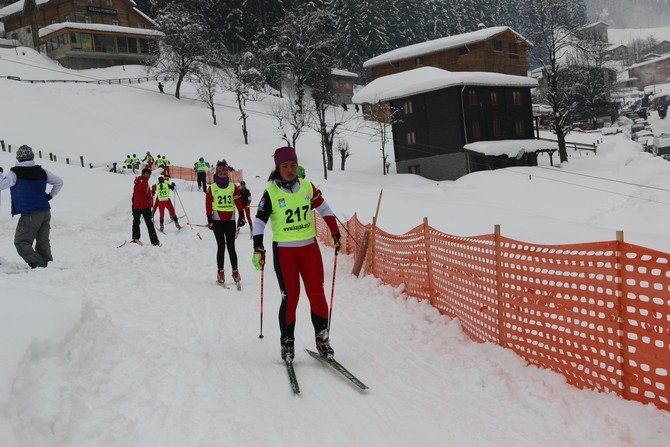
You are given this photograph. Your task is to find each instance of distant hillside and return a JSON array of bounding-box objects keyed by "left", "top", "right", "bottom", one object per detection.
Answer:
[{"left": 608, "top": 26, "right": 670, "bottom": 46}]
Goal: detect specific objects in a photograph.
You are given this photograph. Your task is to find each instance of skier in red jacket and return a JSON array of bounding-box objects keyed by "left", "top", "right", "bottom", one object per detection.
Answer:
[{"left": 131, "top": 168, "right": 160, "bottom": 246}]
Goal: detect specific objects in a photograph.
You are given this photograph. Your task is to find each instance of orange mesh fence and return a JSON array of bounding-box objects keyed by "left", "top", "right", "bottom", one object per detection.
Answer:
[
  {"left": 166, "top": 165, "right": 244, "bottom": 185},
  {"left": 315, "top": 213, "right": 670, "bottom": 412}
]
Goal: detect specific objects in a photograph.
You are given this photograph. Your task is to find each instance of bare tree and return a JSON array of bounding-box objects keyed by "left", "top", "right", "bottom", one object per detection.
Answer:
[
  {"left": 364, "top": 103, "right": 398, "bottom": 175},
  {"left": 528, "top": 0, "right": 587, "bottom": 163},
  {"left": 194, "top": 63, "right": 219, "bottom": 125},
  {"left": 271, "top": 93, "right": 310, "bottom": 150},
  {"left": 221, "top": 51, "right": 264, "bottom": 144}
]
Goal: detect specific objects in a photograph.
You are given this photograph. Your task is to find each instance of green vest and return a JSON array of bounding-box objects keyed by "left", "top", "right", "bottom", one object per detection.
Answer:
[
  {"left": 266, "top": 179, "right": 315, "bottom": 242},
  {"left": 155, "top": 182, "right": 171, "bottom": 201},
  {"left": 196, "top": 161, "right": 208, "bottom": 172},
  {"left": 210, "top": 182, "right": 235, "bottom": 212}
]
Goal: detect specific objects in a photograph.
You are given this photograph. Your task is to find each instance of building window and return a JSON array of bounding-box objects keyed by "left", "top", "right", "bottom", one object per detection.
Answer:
[
  {"left": 94, "top": 34, "right": 116, "bottom": 53},
  {"left": 512, "top": 90, "right": 522, "bottom": 106},
  {"left": 87, "top": 0, "right": 93, "bottom": 4},
  {"left": 468, "top": 90, "right": 478, "bottom": 106},
  {"left": 515, "top": 120, "right": 525, "bottom": 136},
  {"left": 459, "top": 46, "right": 469, "bottom": 56},
  {"left": 112, "top": 19, "right": 119, "bottom": 26},
  {"left": 403, "top": 101, "right": 413, "bottom": 114},
  {"left": 493, "top": 119, "right": 502, "bottom": 137},
  {"left": 408, "top": 165, "right": 421, "bottom": 175},
  {"left": 106, "top": 0, "right": 113, "bottom": 6},
  {"left": 509, "top": 42, "right": 518, "bottom": 55},
  {"left": 493, "top": 40, "right": 503, "bottom": 52},
  {"left": 415, "top": 57, "right": 422, "bottom": 65},
  {"left": 490, "top": 91, "right": 499, "bottom": 106},
  {"left": 393, "top": 60, "right": 402, "bottom": 68},
  {"left": 472, "top": 120, "right": 481, "bottom": 139},
  {"left": 406, "top": 131, "right": 416, "bottom": 146},
  {"left": 84, "top": 16, "right": 92, "bottom": 24},
  {"left": 64, "top": 15, "right": 70, "bottom": 22},
  {"left": 509, "top": 42, "right": 519, "bottom": 59}
]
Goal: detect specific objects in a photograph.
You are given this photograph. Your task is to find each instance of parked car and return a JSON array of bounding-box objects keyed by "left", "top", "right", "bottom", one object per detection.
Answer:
[{"left": 652, "top": 134, "right": 670, "bottom": 159}]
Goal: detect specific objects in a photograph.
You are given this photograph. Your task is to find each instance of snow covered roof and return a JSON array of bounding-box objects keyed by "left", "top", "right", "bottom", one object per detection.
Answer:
[
  {"left": 629, "top": 52, "right": 670, "bottom": 69},
  {"left": 39, "top": 22, "right": 163, "bottom": 38},
  {"left": 363, "top": 26, "right": 532, "bottom": 68},
  {"left": 0, "top": 0, "right": 51, "bottom": 18},
  {"left": 352, "top": 67, "right": 537, "bottom": 104},
  {"left": 331, "top": 68, "right": 358, "bottom": 78},
  {"left": 0, "top": 1, "right": 156, "bottom": 27},
  {"left": 463, "top": 139, "right": 557, "bottom": 157}
]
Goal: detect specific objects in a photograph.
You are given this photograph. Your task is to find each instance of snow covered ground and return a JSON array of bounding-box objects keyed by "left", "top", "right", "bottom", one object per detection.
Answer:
[{"left": 1, "top": 46, "right": 670, "bottom": 446}]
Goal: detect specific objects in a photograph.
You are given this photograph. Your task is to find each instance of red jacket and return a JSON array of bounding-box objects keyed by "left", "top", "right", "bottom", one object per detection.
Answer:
[{"left": 132, "top": 175, "right": 153, "bottom": 209}]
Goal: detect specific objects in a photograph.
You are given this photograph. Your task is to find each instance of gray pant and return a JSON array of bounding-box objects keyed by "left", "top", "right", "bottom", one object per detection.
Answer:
[{"left": 14, "top": 210, "right": 52, "bottom": 268}]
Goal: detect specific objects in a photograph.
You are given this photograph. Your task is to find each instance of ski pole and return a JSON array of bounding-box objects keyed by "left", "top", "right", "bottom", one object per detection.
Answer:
[
  {"left": 174, "top": 189, "right": 191, "bottom": 225},
  {"left": 335, "top": 214, "right": 360, "bottom": 248},
  {"left": 258, "top": 265, "right": 265, "bottom": 339},
  {"left": 327, "top": 249, "right": 338, "bottom": 332}
]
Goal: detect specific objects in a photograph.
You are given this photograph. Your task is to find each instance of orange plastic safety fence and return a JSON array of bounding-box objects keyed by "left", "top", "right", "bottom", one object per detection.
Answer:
[
  {"left": 620, "top": 242, "right": 670, "bottom": 410},
  {"left": 314, "top": 213, "right": 670, "bottom": 412},
  {"left": 162, "top": 165, "right": 244, "bottom": 185}
]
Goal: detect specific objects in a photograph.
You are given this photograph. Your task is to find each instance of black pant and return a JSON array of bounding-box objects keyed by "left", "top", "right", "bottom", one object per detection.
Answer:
[
  {"left": 197, "top": 172, "right": 207, "bottom": 191},
  {"left": 211, "top": 220, "right": 238, "bottom": 270},
  {"left": 132, "top": 207, "right": 159, "bottom": 245}
]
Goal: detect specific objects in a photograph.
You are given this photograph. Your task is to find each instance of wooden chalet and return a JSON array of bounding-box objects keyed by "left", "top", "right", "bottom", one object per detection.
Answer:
[
  {"left": 363, "top": 26, "right": 532, "bottom": 81},
  {"left": 629, "top": 53, "right": 670, "bottom": 89},
  {"left": 352, "top": 67, "right": 539, "bottom": 181},
  {"left": 0, "top": 0, "right": 161, "bottom": 69},
  {"left": 330, "top": 68, "right": 358, "bottom": 104}
]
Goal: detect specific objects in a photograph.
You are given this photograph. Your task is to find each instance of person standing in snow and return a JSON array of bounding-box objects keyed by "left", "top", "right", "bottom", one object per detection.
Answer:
[
  {"left": 131, "top": 168, "right": 160, "bottom": 246},
  {"left": 0, "top": 145, "right": 64, "bottom": 268},
  {"left": 206, "top": 163, "right": 245, "bottom": 285},
  {"left": 239, "top": 180, "right": 253, "bottom": 232},
  {"left": 251, "top": 146, "right": 341, "bottom": 363},
  {"left": 151, "top": 175, "right": 181, "bottom": 232},
  {"left": 194, "top": 157, "right": 210, "bottom": 192},
  {"left": 142, "top": 151, "right": 154, "bottom": 171}
]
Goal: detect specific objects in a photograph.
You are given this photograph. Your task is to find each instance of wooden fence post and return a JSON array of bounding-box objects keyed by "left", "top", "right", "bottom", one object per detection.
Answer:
[
  {"left": 1, "top": 140, "right": 4, "bottom": 152},
  {"left": 80, "top": 156, "right": 85, "bottom": 167}
]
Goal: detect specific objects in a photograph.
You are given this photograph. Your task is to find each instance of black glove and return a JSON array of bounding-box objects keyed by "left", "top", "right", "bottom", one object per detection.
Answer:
[
  {"left": 0, "top": 166, "right": 3, "bottom": 173},
  {"left": 332, "top": 232, "right": 341, "bottom": 254},
  {"left": 46, "top": 193, "right": 53, "bottom": 201},
  {"left": 238, "top": 216, "right": 246, "bottom": 228}
]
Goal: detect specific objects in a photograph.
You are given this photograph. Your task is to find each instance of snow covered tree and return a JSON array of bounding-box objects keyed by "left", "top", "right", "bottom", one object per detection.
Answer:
[
  {"left": 527, "top": 0, "right": 587, "bottom": 163},
  {"left": 153, "top": 3, "right": 210, "bottom": 100}
]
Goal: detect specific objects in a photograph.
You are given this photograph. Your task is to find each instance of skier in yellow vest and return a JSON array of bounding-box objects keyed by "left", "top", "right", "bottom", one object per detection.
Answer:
[
  {"left": 206, "top": 163, "right": 245, "bottom": 286},
  {"left": 194, "top": 157, "right": 210, "bottom": 192},
  {"left": 251, "top": 146, "right": 341, "bottom": 363},
  {"left": 152, "top": 176, "right": 181, "bottom": 232}
]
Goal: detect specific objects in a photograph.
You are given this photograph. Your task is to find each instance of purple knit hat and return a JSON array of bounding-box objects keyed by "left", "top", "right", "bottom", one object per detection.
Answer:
[
  {"left": 214, "top": 164, "right": 229, "bottom": 188},
  {"left": 273, "top": 146, "right": 298, "bottom": 169}
]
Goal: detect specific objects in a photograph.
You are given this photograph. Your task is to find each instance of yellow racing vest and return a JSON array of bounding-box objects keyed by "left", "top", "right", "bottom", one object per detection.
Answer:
[
  {"left": 266, "top": 179, "right": 315, "bottom": 242},
  {"left": 210, "top": 182, "right": 235, "bottom": 212},
  {"left": 155, "top": 182, "right": 171, "bottom": 201}
]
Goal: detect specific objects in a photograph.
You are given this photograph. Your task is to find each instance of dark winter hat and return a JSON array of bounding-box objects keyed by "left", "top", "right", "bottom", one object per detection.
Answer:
[
  {"left": 158, "top": 176, "right": 164, "bottom": 182},
  {"left": 273, "top": 146, "right": 298, "bottom": 169},
  {"left": 141, "top": 168, "right": 151, "bottom": 175},
  {"left": 214, "top": 165, "right": 230, "bottom": 188},
  {"left": 16, "top": 145, "right": 34, "bottom": 162}
]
